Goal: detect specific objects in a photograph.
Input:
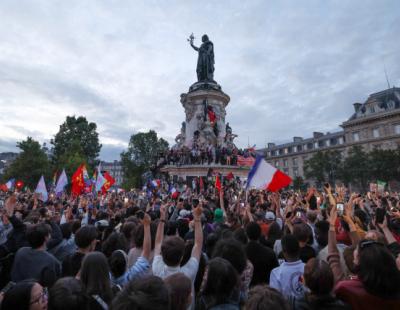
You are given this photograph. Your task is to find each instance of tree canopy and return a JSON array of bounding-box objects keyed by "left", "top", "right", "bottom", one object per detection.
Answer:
[
  {"left": 304, "top": 150, "right": 343, "bottom": 186},
  {"left": 304, "top": 146, "right": 400, "bottom": 189},
  {"left": 121, "top": 130, "right": 169, "bottom": 188},
  {"left": 3, "top": 137, "right": 50, "bottom": 188},
  {"left": 51, "top": 116, "right": 101, "bottom": 168}
]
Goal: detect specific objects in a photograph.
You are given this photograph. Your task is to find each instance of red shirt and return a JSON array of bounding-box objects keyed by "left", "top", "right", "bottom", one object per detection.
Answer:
[
  {"left": 259, "top": 223, "right": 270, "bottom": 237},
  {"left": 335, "top": 278, "right": 400, "bottom": 310}
]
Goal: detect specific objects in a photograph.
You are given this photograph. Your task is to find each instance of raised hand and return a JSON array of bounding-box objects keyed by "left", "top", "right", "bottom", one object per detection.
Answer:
[
  {"left": 328, "top": 203, "right": 337, "bottom": 228},
  {"left": 192, "top": 205, "right": 203, "bottom": 220},
  {"left": 142, "top": 213, "right": 151, "bottom": 226},
  {"left": 5, "top": 194, "right": 17, "bottom": 217},
  {"left": 323, "top": 183, "right": 332, "bottom": 193},
  {"left": 159, "top": 204, "right": 166, "bottom": 220}
]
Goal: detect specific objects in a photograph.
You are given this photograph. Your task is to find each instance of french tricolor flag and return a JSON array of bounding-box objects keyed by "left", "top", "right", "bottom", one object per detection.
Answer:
[
  {"left": 151, "top": 179, "right": 161, "bottom": 188},
  {"left": 246, "top": 156, "right": 292, "bottom": 192},
  {"left": 5, "top": 178, "right": 15, "bottom": 190},
  {"left": 0, "top": 178, "right": 15, "bottom": 192},
  {"left": 169, "top": 186, "right": 180, "bottom": 199}
]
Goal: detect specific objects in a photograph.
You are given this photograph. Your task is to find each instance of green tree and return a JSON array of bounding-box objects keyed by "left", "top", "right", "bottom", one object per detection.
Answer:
[
  {"left": 120, "top": 152, "right": 145, "bottom": 189},
  {"left": 57, "top": 139, "right": 89, "bottom": 178},
  {"left": 51, "top": 116, "right": 101, "bottom": 168},
  {"left": 342, "top": 146, "right": 370, "bottom": 189},
  {"left": 368, "top": 148, "right": 400, "bottom": 183},
  {"left": 292, "top": 176, "right": 305, "bottom": 191},
  {"left": 3, "top": 137, "right": 50, "bottom": 188},
  {"left": 121, "top": 130, "right": 169, "bottom": 188},
  {"left": 304, "top": 150, "right": 343, "bottom": 186}
]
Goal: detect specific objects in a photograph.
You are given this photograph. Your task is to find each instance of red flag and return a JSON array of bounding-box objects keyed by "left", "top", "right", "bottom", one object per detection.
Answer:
[
  {"left": 215, "top": 175, "right": 221, "bottom": 193},
  {"left": 208, "top": 110, "right": 216, "bottom": 123},
  {"left": 71, "top": 164, "right": 85, "bottom": 196},
  {"left": 102, "top": 171, "right": 116, "bottom": 194},
  {"left": 15, "top": 180, "right": 24, "bottom": 190},
  {"left": 226, "top": 172, "right": 234, "bottom": 181},
  {"left": 199, "top": 176, "right": 204, "bottom": 191}
]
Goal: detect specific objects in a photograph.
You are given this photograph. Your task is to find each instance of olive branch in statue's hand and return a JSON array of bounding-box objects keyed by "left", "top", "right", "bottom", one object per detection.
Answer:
[{"left": 187, "top": 33, "right": 195, "bottom": 44}]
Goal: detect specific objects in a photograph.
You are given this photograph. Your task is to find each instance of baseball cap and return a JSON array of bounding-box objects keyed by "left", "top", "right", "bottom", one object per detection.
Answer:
[
  {"left": 178, "top": 209, "right": 191, "bottom": 219},
  {"left": 265, "top": 211, "right": 275, "bottom": 221}
]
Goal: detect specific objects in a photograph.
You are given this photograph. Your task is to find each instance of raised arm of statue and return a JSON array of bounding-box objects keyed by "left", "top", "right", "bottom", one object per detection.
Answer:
[{"left": 190, "top": 42, "right": 199, "bottom": 51}]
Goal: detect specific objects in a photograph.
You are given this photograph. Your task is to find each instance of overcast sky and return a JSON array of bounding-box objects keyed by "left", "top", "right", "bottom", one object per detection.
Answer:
[{"left": 0, "top": 0, "right": 399, "bottom": 161}]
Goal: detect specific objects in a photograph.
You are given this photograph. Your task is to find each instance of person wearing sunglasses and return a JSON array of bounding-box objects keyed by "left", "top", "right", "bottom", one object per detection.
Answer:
[{"left": 1, "top": 279, "right": 47, "bottom": 310}]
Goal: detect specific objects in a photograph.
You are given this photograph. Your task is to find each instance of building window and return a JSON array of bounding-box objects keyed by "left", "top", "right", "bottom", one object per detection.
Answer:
[
  {"left": 330, "top": 138, "right": 336, "bottom": 146},
  {"left": 352, "top": 132, "right": 360, "bottom": 142},
  {"left": 284, "top": 148, "right": 288, "bottom": 154},
  {"left": 387, "top": 100, "right": 395, "bottom": 109},
  {"left": 293, "top": 167, "right": 299, "bottom": 177},
  {"left": 293, "top": 146, "right": 297, "bottom": 152},
  {"left": 395, "top": 124, "right": 400, "bottom": 135},
  {"left": 288, "top": 147, "right": 292, "bottom": 153},
  {"left": 369, "top": 106, "right": 375, "bottom": 113},
  {"left": 314, "top": 142, "right": 319, "bottom": 149},
  {"left": 318, "top": 140, "right": 325, "bottom": 148},
  {"left": 283, "top": 168, "right": 289, "bottom": 175},
  {"left": 275, "top": 161, "right": 279, "bottom": 167},
  {"left": 372, "top": 128, "right": 380, "bottom": 138},
  {"left": 279, "top": 149, "right": 284, "bottom": 155},
  {"left": 283, "top": 159, "right": 288, "bottom": 167},
  {"left": 307, "top": 143, "right": 313, "bottom": 150},
  {"left": 338, "top": 137, "right": 344, "bottom": 144},
  {"left": 297, "top": 145, "right": 302, "bottom": 151},
  {"left": 293, "top": 158, "right": 298, "bottom": 166}
]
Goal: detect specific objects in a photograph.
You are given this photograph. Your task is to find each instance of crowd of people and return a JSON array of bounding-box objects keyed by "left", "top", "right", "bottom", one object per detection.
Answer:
[
  {"left": 0, "top": 179, "right": 400, "bottom": 310},
  {"left": 161, "top": 146, "right": 255, "bottom": 166}
]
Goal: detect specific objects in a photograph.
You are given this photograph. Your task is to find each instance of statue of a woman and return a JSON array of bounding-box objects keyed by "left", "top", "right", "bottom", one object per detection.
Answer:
[{"left": 189, "top": 34, "right": 215, "bottom": 82}]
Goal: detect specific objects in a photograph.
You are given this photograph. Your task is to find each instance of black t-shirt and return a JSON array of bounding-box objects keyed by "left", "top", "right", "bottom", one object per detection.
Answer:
[
  {"left": 62, "top": 251, "right": 85, "bottom": 277},
  {"left": 245, "top": 240, "right": 279, "bottom": 286},
  {"left": 299, "top": 245, "right": 316, "bottom": 263}
]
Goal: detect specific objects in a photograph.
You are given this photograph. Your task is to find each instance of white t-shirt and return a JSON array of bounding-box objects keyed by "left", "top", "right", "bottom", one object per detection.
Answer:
[
  {"left": 152, "top": 255, "right": 199, "bottom": 309},
  {"left": 269, "top": 260, "right": 305, "bottom": 300}
]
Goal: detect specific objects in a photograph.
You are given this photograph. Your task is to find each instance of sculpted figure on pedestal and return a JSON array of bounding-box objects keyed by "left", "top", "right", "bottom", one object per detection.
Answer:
[{"left": 188, "top": 33, "right": 215, "bottom": 82}]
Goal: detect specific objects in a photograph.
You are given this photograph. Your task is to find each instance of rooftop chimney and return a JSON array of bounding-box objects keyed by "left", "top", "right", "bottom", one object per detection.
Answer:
[
  {"left": 353, "top": 103, "right": 362, "bottom": 113},
  {"left": 313, "top": 132, "right": 324, "bottom": 139}
]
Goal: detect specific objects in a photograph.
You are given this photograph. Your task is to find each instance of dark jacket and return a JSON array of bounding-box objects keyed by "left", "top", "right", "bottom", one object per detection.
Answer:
[
  {"left": 245, "top": 240, "right": 279, "bottom": 286},
  {"left": 62, "top": 251, "right": 85, "bottom": 277},
  {"left": 0, "top": 215, "right": 28, "bottom": 258},
  {"left": 293, "top": 294, "right": 351, "bottom": 310},
  {"left": 11, "top": 247, "right": 61, "bottom": 287}
]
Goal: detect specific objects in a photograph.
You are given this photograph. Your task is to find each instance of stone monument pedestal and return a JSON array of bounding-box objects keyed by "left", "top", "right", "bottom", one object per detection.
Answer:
[
  {"left": 162, "top": 80, "right": 248, "bottom": 181},
  {"left": 180, "top": 81, "right": 230, "bottom": 148}
]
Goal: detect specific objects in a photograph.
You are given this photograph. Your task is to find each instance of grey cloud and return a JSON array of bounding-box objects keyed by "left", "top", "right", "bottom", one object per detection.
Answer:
[
  {"left": 100, "top": 144, "right": 125, "bottom": 162},
  {"left": 0, "top": 0, "right": 399, "bottom": 159},
  {"left": 0, "top": 138, "right": 18, "bottom": 153}
]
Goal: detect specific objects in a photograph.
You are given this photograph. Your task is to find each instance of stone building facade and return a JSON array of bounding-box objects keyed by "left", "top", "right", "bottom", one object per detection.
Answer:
[
  {"left": 101, "top": 160, "right": 124, "bottom": 186},
  {"left": 259, "top": 87, "right": 400, "bottom": 183}
]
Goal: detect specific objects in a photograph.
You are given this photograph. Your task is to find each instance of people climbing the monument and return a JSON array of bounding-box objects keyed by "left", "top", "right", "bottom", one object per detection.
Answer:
[
  {"left": 163, "top": 145, "right": 255, "bottom": 167},
  {"left": 1, "top": 180, "right": 400, "bottom": 310}
]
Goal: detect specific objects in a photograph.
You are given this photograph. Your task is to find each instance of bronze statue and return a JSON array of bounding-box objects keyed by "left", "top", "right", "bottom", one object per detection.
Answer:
[{"left": 188, "top": 33, "right": 215, "bottom": 82}]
